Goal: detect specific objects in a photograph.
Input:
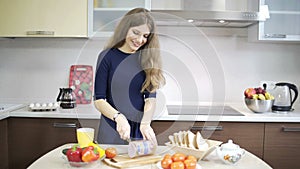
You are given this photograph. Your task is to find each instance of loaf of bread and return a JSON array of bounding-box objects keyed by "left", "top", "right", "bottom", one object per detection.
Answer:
[{"left": 168, "top": 130, "right": 209, "bottom": 151}]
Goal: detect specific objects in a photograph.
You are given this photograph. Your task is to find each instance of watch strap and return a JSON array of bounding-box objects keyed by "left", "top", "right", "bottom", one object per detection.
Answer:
[{"left": 113, "top": 112, "right": 121, "bottom": 121}]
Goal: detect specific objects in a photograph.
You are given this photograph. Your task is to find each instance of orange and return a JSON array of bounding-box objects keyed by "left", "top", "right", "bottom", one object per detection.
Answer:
[
  {"left": 170, "top": 161, "right": 184, "bottom": 169},
  {"left": 171, "top": 153, "right": 186, "bottom": 162},
  {"left": 184, "top": 159, "right": 197, "bottom": 169},
  {"left": 163, "top": 154, "right": 172, "bottom": 160},
  {"left": 186, "top": 155, "right": 197, "bottom": 163},
  {"left": 161, "top": 158, "right": 173, "bottom": 169}
]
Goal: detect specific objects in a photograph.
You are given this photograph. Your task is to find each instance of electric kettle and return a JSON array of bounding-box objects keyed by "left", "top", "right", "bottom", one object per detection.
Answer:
[
  {"left": 271, "top": 82, "right": 298, "bottom": 112},
  {"left": 56, "top": 88, "right": 76, "bottom": 109}
]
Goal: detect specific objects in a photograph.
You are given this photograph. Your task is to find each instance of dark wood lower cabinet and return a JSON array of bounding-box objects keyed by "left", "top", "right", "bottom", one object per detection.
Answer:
[
  {"left": 152, "top": 121, "right": 194, "bottom": 145},
  {"left": 193, "top": 122, "right": 264, "bottom": 159},
  {"left": 152, "top": 121, "right": 264, "bottom": 159},
  {"left": 264, "top": 123, "right": 300, "bottom": 169},
  {"left": 5, "top": 117, "right": 300, "bottom": 169},
  {"left": 7, "top": 117, "right": 99, "bottom": 169},
  {"left": 0, "top": 119, "right": 9, "bottom": 169}
]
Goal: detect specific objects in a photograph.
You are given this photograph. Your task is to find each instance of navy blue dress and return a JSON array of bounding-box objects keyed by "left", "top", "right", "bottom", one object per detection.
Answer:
[{"left": 94, "top": 48, "right": 156, "bottom": 144}]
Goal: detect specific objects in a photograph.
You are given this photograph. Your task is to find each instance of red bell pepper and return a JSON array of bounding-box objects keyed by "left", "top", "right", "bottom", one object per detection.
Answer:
[
  {"left": 66, "top": 144, "right": 82, "bottom": 162},
  {"left": 81, "top": 146, "right": 99, "bottom": 162}
]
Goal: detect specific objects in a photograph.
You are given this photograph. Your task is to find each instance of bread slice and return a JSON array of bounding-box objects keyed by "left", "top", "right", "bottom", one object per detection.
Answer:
[
  {"left": 174, "top": 133, "right": 180, "bottom": 146},
  {"left": 195, "top": 131, "right": 209, "bottom": 151},
  {"left": 169, "top": 135, "right": 175, "bottom": 145},
  {"left": 181, "top": 131, "right": 188, "bottom": 147},
  {"left": 184, "top": 131, "right": 189, "bottom": 147},
  {"left": 187, "top": 130, "right": 196, "bottom": 149},
  {"left": 178, "top": 131, "right": 187, "bottom": 147}
]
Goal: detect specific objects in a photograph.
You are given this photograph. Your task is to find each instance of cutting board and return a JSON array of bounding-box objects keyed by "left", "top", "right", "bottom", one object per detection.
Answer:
[
  {"left": 103, "top": 154, "right": 162, "bottom": 168},
  {"left": 69, "top": 65, "right": 93, "bottom": 104}
]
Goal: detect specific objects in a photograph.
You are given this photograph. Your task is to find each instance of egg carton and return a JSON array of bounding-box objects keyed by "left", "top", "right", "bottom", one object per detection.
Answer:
[{"left": 29, "top": 102, "right": 59, "bottom": 111}]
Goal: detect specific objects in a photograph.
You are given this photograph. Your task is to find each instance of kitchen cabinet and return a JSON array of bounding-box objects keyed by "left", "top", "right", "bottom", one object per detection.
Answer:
[
  {"left": 153, "top": 121, "right": 300, "bottom": 168},
  {"left": 92, "top": 0, "right": 184, "bottom": 37},
  {"left": 7, "top": 117, "right": 99, "bottom": 169},
  {"left": 0, "top": 0, "right": 93, "bottom": 38},
  {"left": 151, "top": 121, "right": 193, "bottom": 145},
  {"left": 264, "top": 123, "right": 300, "bottom": 169},
  {"left": 0, "top": 119, "right": 9, "bottom": 169},
  {"left": 192, "top": 122, "right": 264, "bottom": 159},
  {"left": 151, "top": 0, "right": 182, "bottom": 10},
  {"left": 93, "top": 0, "right": 150, "bottom": 37},
  {"left": 151, "top": 121, "right": 264, "bottom": 159},
  {"left": 248, "top": 0, "right": 300, "bottom": 42}
]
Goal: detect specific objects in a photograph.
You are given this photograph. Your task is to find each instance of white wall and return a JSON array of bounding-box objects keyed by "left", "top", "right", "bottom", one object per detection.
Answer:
[{"left": 1, "top": 27, "right": 300, "bottom": 107}]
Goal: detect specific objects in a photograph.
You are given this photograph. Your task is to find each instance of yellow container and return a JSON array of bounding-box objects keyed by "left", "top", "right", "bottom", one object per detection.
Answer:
[{"left": 76, "top": 128, "right": 94, "bottom": 148}]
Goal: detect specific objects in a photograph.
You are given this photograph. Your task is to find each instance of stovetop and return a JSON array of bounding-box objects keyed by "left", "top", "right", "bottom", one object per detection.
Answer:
[
  {"left": 0, "top": 103, "right": 25, "bottom": 113},
  {"left": 167, "top": 105, "right": 244, "bottom": 116}
]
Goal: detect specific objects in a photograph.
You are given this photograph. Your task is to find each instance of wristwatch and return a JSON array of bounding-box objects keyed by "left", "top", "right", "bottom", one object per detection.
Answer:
[{"left": 113, "top": 112, "right": 121, "bottom": 121}]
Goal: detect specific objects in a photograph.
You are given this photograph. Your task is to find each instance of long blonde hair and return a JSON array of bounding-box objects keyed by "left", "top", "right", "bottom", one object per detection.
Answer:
[{"left": 105, "top": 8, "right": 165, "bottom": 93}]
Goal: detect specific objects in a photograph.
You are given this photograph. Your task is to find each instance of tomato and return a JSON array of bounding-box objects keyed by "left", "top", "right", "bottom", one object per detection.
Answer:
[
  {"left": 161, "top": 158, "right": 173, "bottom": 169},
  {"left": 105, "top": 147, "right": 117, "bottom": 159},
  {"left": 184, "top": 159, "right": 197, "bottom": 169},
  {"left": 170, "top": 161, "right": 184, "bottom": 169},
  {"left": 171, "top": 153, "right": 186, "bottom": 162},
  {"left": 186, "top": 155, "right": 197, "bottom": 163}
]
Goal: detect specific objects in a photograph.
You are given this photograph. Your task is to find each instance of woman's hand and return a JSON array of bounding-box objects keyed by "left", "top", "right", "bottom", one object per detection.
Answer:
[
  {"left": 115, "top": 114, "right": 131, "bottom": 140},
  {"left": 140, "top": 123, "right": 158, "bottom": 146}
]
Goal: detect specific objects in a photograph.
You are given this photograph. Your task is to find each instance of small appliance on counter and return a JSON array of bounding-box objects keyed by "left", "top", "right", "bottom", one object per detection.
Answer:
[
  {"left": 270, "top": 82, "right": 298, "bottom": 112},
  {"left": 56, "top": 88, "right": 76, "bottom": 109}
]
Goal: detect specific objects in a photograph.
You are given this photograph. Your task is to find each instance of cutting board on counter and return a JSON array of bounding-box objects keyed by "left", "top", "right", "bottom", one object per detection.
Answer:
[
  {"left": 103, "top": 154, "right": 162, "bottom": 168},
  {"left": 69, "top": 65, "right": 93, "bottom": 104}
]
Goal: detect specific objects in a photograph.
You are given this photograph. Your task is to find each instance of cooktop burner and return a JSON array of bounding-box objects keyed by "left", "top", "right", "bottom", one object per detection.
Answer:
[
  {"left": 167, "top": 105, "right": 244, "bottom": 116},
  {"left": 0, "top": 103, "right": 25, "bottom": 113}
]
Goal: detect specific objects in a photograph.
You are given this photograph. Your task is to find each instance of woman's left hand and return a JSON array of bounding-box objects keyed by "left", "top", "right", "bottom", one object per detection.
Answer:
[{"left": 140, "top": 123, "right": 158, "bottom": 146}]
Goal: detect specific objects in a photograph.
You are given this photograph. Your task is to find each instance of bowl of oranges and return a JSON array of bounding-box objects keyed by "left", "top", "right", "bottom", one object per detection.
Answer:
[{"left": 157, "top": 153, "right": 202, "bottom": 169}]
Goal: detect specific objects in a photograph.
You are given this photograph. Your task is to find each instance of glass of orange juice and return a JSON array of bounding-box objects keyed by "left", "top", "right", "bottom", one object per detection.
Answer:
[{"left": 76, "top": 128, "right": 94, "bottom": 148}]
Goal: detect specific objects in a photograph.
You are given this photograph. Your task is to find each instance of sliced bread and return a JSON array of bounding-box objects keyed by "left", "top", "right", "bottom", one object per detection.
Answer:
[{"left": 195, "top": 131, "right": 209, "bottom": 151}]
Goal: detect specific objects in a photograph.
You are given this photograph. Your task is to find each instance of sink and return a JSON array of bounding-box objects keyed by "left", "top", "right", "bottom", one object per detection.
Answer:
[{"left": 167, "top": 105, "right": 244, "bottom": 116}]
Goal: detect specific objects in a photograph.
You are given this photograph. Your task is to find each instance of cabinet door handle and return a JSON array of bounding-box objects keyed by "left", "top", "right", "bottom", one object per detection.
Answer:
[
  {"left": 282, "top": 126, "right": 300, "bottom": 132},
  {"left": 53, "top": 122, "right": 77, "bottom": 128},
  {"left": 191, "top": 126, "right": 223, "bottom": 131},
  {"left": 26, "top": 31, "right": 55, "bottom": 35}
]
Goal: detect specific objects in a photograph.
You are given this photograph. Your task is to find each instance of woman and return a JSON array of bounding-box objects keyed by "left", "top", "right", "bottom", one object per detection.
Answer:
[{"left": 94, "top": 8, "right": 165, "bottom": 145}]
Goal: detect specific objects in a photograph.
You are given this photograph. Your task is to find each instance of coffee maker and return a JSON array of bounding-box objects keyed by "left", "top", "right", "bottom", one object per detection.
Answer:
[{"left": 56, "top": 88, "right": 76, "bottom": 109}]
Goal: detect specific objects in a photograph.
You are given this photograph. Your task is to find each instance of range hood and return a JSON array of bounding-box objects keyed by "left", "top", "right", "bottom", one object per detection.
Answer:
[{"left": 151, "top": 0, "right": 269, "bottom": 28}]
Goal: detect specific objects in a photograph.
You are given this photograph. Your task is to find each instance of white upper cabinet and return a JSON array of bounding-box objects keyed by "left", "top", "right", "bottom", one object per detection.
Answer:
[
  {"left": 151, "top": 0, "right": 182, "bottom": 10},
  {"left": 249, "top": 0, "right": 300, "bottom": 42},
  {"left": 92, "top": 0, "right": 181, "bottom": 37},
  {"left": 93, "top": 0, "right": 150, "bottom": 37},
  {"left": 0, "top": 0, "right": 93, "bottom": 38}
]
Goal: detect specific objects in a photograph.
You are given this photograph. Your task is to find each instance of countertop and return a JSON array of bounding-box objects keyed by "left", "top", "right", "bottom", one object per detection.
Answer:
[
  {"left": 1, "top": 102, "right": 300, "bottom": 122},
  {"left": 27, "top": 143, "right": 272, "bottom": 169}
]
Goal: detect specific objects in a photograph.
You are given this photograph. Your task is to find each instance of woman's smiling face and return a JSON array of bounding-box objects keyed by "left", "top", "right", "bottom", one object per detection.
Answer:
[{"left": 122, "top": 24, "right": 150, "bottom": 53}]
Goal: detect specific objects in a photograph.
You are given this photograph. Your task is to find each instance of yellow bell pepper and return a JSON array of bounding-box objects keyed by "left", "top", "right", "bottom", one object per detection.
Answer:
[{"left": 88, "top": 142, "right": 105, "bottom": 158}]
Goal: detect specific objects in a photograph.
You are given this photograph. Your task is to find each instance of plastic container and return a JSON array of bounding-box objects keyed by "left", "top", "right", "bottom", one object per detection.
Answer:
[{"left": 128, "top": 140, "right": 156, "bottom": 158}]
